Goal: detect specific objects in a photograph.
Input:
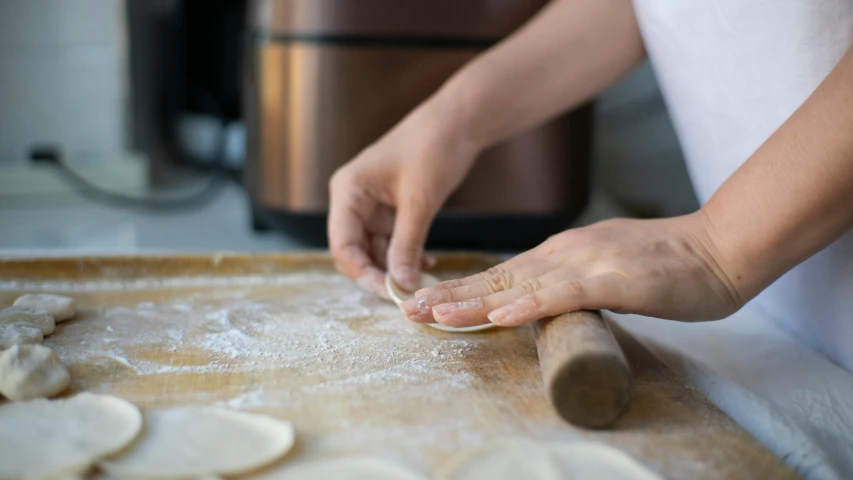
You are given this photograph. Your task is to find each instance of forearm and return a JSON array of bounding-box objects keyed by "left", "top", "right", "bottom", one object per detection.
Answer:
[
  {"left": 426, "top": 0, "right": 645, "bottom": 152},
  {"left": 702, "top": 47, "right": 853, "bottom": 301}
]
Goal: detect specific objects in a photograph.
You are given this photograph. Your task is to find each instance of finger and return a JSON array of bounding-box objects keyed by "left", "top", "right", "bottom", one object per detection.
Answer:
[
  {"left": 401, "top": 261, "right": 552, "bottom": 323},
  {"left": 365, "top": 204, "right": 395, "bottom": 235},
  {"left": 415, "top": 256, "right": 544, "bottom": 299},
  {"left": 370, "top": 235, "right": 390, "bottom": 271},
  {"left": 328, "top": 200, "right": 376, "bottom": 284},
  {"left": 388, "top": 199, "right": 435, "bottom": 292},
  {"left": 486, "top": 274, "right": 622, "bottom": 326},
  {"left": 332, "top": 242, "right": 391, "bottom": 300},
  {"left": 422, "top": 253, "right": 437, "bottom": 270},
  {"left": 356, "top": 266, "right": 392, "bottom": 300},
  {"left": 431, "top": 270, "right": 566, "bottom": 327}
]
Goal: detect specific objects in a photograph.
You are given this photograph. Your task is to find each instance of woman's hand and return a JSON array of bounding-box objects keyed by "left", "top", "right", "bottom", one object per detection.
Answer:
[
  {"left": 401, "top": 213, "right": 745, "bottom": 326},
  {"left": 328, "top": 102, "right": 480, "bottom": 298},
  {"left": 328, "top": 0, "right": 646, "bottom": 300}
]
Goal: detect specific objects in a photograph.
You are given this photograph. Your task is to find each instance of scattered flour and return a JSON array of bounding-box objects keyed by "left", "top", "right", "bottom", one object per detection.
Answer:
[
  {"left": 0, "top": 271, "right": 763, "bottom": 478},
  {"left": 30, "top": 273, "right": 494, "bottom": 405}
]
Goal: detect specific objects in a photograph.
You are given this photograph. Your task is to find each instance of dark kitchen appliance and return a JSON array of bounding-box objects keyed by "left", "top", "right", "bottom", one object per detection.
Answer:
[{"left": 243, "top": 0, "right": 593, "bottom": 249}]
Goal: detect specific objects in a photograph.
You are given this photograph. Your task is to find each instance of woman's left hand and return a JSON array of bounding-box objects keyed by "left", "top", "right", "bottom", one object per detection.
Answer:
[{"left": 401, "top": 213, "right": 746, "bottom": 327}]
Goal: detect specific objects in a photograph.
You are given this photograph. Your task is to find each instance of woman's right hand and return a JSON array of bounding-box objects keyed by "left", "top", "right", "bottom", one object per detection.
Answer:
[{"left": 328, "top": 101, "right": 480, "bottom": 298}]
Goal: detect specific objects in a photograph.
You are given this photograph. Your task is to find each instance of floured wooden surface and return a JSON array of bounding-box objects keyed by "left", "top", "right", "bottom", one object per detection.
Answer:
[{"left": 0, "top": 254, "right": 794, "bottom": 479}]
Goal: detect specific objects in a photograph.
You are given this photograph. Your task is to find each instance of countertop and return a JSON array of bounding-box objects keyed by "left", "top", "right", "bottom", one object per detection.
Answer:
[
  {"left": 2, "top": 182, "right": 851, "bottom": 478},
  {"left": 0, "top": 182, "right": 305, "bottom": 256}
]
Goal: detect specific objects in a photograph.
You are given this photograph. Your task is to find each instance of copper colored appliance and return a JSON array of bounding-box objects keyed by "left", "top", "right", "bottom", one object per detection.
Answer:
[{"left": 244, "top": 0, "right": 593, "bottom": 249}]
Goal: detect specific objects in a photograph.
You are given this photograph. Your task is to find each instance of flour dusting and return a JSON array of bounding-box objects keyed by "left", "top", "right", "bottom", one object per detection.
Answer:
[
  {"left": 0, "top": 270, "right": 761, "bottom": 478},
  {"left": 28, "top": 273, "right": 518, "bottom": 424}
]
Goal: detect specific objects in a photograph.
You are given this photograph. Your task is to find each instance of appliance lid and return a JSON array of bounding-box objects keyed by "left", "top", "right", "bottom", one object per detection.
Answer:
[{"left": 249, "top": 0, "right": 549, "bottom": 41}]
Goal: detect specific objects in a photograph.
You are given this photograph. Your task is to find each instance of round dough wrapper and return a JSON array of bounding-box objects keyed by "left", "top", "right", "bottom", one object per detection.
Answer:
[
  {"left": 0, "top": 306, "right": 56, "bottom": 335},
  {"left": 253, "top": 456, "right": 425, "bottom": 480},
  {"left": 385, "top": 273, "right": 495, "bottom": 333},
  {"left": 0, "top": 393, "right": 142, "bottom": 480},
  {"left": 436, "top": 438, "right": 662, "bottom": 480},
  {"left": 0, "top": 322, "right": 43, "bottom": 349},
  {"left": 0, "top": 344, "right": 70, "bottom": 401},
  {"left": 101, "top": 407, "right": 295, "bottom": 478},
  {"left": 14, "top": 293, "right": 77, "bottom": 322}
]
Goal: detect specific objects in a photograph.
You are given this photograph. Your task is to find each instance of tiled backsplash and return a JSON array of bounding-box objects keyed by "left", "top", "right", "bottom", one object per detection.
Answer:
[{"left": 0, "top": 0, "right": 127, "bottom": 165}]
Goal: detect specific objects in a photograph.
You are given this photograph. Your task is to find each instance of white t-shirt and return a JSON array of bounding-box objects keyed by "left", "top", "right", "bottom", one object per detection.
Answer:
[{"left": 631, "top": 0, "right": 853, "bottom": 372}]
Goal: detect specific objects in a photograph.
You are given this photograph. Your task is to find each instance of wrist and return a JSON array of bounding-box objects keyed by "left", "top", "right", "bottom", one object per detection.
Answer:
[
  {"left": 426, "top": 64, "right": 499, "bottom": 156},
  {"left": 689, "top": 207, "right": 765, "bottom": 306},
  {"left": 388, "top": 88, "right": 483, "bottom": 175}
]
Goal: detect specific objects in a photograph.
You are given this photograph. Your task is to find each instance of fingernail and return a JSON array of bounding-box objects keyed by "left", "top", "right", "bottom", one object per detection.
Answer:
[
  {"left": 404, "top": 291, "right": 442, "bottom": 309},
  {"left": 432, "top": 298, "right": 483, "bottom": 318},
  {"left": 487, "top": 305, "right": 515, "bottom": 325},
  {"left": 488, "top": 299, "right": 536, "bottom": 326},
  {"left": 392, "top": 266, "right": 419, "bottom": 292},
  {"left": 400, "top": 296, "right": 432, "bottom": 322}
]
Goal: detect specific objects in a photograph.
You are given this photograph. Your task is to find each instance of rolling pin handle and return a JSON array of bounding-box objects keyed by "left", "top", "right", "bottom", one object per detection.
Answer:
[{"left": 534, "top": 310, "right": 633, "bottom": 429}]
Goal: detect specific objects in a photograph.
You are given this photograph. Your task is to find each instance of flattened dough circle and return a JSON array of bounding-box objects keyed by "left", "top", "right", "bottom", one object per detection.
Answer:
[
  {"left": 436, "top": 438, "right": 662, "bottom": 480},
  {"left": 101, "top": 407, "right": 295, "bottom": 478},
  {"left": 0, "top": 393, "right": 142, "bottom": 480},
  {"left": 253, "top": 456, "right": 426, "bottom": 480},
  {"left": 385, "top": 273, "right": 495, "bottom": 333}
]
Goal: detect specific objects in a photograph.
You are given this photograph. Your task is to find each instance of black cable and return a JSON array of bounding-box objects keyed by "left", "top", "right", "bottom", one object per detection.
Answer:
[
  {"left": 30, "top": 145, "right": 228, "bottom": 213},
  {"left": 31, "top": 84, "right": 238, "bottom": 213}
]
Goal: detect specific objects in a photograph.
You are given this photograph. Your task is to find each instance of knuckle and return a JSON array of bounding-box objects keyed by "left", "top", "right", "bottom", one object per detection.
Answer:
[
  {"left": 519, "top": 278, "right": 543, "bottom": 295},
  {"left": 438, "top": 289, "right": 458, "bottom": 303},
  {"left": 565, "top": 279, "right": 587, "bottom": 298},
  {"left": 481, "top": 266, "right": 514, "bottom": 293},
  {"left": 329, "top": 167, "right": 352, "bottom": 191}
]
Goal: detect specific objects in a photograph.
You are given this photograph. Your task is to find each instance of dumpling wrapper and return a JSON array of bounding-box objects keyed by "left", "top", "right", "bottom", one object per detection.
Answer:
[
  {"left": 435, "top": 438, "right": 662, "bottom": 480},
  {"left": 0, "top": 393, "right": 142, "bottom": 480},
  {"left": 385, "top": 273, "right": 495, "bottom": 333},
  {"left": 251, "top": 456, "right": 426, "bottom": 480},
  {"left": 101, "top": 407, "right": 295, "bottom": 478}
]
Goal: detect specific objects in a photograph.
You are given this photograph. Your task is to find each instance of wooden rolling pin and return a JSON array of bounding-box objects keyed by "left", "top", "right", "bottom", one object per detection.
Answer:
[{"left": 533, "top": 310, "right": 633, "bottom": 429}]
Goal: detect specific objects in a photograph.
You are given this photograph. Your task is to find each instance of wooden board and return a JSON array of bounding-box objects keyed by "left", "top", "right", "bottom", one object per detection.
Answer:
[{"left": 0, "top": 253, "right": 795, "bottom": 479}]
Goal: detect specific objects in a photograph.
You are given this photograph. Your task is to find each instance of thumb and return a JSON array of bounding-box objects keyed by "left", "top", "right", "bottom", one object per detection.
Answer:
[{"left": 388, "top": 198, "right": 435, "bottom": 292}]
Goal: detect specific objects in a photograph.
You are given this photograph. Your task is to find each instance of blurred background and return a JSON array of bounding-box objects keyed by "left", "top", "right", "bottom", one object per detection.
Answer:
[{"left": 0, "top": 0, "right": 698, "bottom": 255}]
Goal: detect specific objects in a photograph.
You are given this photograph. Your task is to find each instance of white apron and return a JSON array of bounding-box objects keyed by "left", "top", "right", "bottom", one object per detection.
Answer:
[
  {"left": 619, "top": 2, "right": 853, "bottom": 477},
  {"left": 632, "top": 0, "right": 853, "bottom": 373}
]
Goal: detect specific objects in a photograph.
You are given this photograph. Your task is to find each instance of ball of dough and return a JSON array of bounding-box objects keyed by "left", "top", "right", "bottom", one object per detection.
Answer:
[
  {"left": 0, "top": 306, "right": 55, "bottom": 335},
  {"left": 0, "top": 344, "right": 70, "bottom": 401},
  {"left": 14, "top": 294, "right": 77, "bottom": 322},
  {"left": 0, "top": 323, "right": 43, "bottom": 350}
]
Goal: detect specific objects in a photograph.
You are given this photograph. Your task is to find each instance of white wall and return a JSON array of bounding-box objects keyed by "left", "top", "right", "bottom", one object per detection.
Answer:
[{"left": 0, "top": 0, "right": 127, "bottom": 165}]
